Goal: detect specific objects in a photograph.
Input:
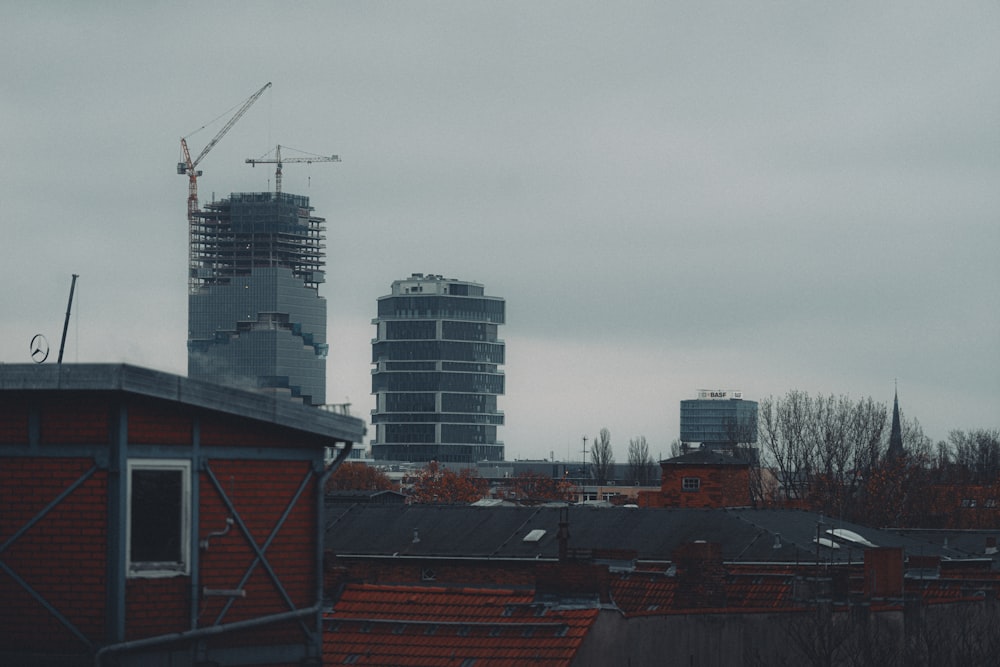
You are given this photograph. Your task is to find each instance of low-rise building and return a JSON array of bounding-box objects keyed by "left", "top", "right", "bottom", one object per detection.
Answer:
[{"left": 0, "top": 363, "right": 365, "bottom": 666}]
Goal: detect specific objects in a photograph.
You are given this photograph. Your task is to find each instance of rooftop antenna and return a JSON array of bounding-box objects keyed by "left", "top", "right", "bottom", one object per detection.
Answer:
[{"left": 57, "top": 274, "right": 79, "bottom": 365}]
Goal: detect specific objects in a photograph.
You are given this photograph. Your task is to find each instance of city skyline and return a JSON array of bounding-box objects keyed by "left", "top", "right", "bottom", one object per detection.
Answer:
[{"left": 2, "top": 3, "right": 998, "bottom": 460}]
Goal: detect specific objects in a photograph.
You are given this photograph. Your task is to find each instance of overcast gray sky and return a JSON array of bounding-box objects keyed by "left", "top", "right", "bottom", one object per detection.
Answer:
[{"left": 3, "top": 2, "right": 998, "bottom": 460}]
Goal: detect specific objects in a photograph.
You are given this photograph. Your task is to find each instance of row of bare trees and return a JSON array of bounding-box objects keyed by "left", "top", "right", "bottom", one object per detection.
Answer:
[
  {"left": 758, "top": 391, "right": 891, "bottom": 516},
  {"left": 758, "top": 390, "right": 1000, "bottom": 525},
  {"left": 589, "top": 428, "right": 658, "bottom": 485}
]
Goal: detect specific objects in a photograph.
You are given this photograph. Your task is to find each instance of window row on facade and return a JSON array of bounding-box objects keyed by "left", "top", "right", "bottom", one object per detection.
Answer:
[
  {"left": 381, "top": 321, "right": 501, "bottom": 343},
  {"left": 379, "top": 424, "right": 499, "bottom": 444},
  {"left": 377, "top": 296, "right": 505, "bottom": 323},
  {"left": 380, "top": 393, "right": 499, "bottom": 413},
  {"left": 372, "top": 373, "right": 504, "bottom": 394},
  {"left": 373, "top": 340, "right": 504, "bottom": 363},
  {"left": 372, "top": 412, "right": 504, "bottom": 425}
]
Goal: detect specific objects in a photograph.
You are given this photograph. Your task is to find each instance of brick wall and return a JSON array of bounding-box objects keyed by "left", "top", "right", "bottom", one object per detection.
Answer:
[
  {"left": 657, "top": 464, "right": 751, "bottom": 508},
  {"left": 39, "top": 395, "right": 111, "bottom": 444},
  {"left": 0, "top": 396, "right": 29, "bottom": 443},
  {"left": 1, "top": 389, "right": 328, "bottom": 662},
  {"left": 196, "top": 460, "right": 316, "bottom": 633},
  {"left": 201, "top": 413, "right": 326, "bottom": 450},
  {"left": 0, "top": 457, "right": 107, "bottom": 652},
  {"left": 127, "top": 398, "right": 193, "bottom": 445}
]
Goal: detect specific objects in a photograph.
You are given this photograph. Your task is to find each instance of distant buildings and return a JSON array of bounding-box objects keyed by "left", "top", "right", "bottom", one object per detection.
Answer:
[
  {"left": 680, "top": 389, "right": 758, "bottom": 451},
  {"left": 371, "top": 273, "right": 505, "bottom": 462},
  {"left": 187, "top": 192, "right": 328, "bottom": 405}
]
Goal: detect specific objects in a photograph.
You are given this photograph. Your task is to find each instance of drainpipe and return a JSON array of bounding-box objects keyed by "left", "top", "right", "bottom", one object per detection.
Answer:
[
  {"left": 94, "top": 603, "right": 320, "bottom": 666},
  {"left": 313, "top": 441, "right": 354, "bottom": 646}
]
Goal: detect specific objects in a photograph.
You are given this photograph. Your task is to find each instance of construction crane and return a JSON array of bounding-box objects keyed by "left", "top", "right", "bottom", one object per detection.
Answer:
[
  {"left": 245, "top": 144, "right": 340, "bottom": 194},
  {"left": 178, "top": 82, "right": 271, "bottom": 290}
]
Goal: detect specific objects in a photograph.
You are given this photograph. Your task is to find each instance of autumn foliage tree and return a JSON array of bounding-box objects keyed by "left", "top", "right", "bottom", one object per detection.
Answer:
[
  {"left": 501, "top": 472, "right": 576, "bottom": 503},
  {"left": 407, "top": 461, "right": 488, "bottom": 504},
  {"left": 325, "top": 462, "right": 395, "bottom": 493}
]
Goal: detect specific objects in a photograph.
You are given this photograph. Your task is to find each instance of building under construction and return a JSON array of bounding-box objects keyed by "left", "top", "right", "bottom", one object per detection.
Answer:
[{"left": 187, "top": 191, "right": 328, "bottom": 405}]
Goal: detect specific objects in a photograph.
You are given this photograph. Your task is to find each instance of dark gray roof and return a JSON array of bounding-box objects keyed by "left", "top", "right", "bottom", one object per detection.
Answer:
[
  {"left": 324, "top": 505, "right": 975, "bottom": 564},
  {"left": 662, "top": 450, "right": 748, "bottom": 466},
  {"left": 0, "top": 363, "right": 366, "bottom": 444}
]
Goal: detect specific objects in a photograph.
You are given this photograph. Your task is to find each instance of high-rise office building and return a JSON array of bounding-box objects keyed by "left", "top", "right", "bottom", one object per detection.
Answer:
[
  {"left": 679, "top": 389, "right": 758, "bottom": 451},
  {"left": 188, "top": 192, "right": 327, "bottom": 405},
  {"left": 371, "top": 274, "right": 505, "bottom": 462}
]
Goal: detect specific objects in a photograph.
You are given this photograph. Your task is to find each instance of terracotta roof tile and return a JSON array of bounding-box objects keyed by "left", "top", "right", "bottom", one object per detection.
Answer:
[{"left": 324, "top": 584, "right": 598, "bottom": 666}]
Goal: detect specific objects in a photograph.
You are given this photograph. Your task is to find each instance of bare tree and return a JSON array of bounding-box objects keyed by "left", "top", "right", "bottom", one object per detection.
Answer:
[
  {"left": 590, "top": 427, "right": 614, "bottom": 484},
  {"left": 948, "top": 429, "right": 1000, "bottom": 483},
  {"left": 669, "top": 438, "right": 683, "bottom": 458},
  {"left": 759, "top": 391, "right": 815, "bottom": 503},
  {"left": 625, "top": 436, "right": 656, "bottom": 486},
  {"left": 759, "top": 390, "right": 892, "bottom": 518}
]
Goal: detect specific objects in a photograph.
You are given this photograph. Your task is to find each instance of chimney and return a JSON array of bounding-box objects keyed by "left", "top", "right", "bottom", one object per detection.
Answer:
[
  {"left": 864, "top": 547, "right": 904, "bottom": 599},
  {"left": 673, "top": 541, "right": 727, "bottom": 609},
  {"left": 557, "top": 507, "right": 570, "bottom": 561}
]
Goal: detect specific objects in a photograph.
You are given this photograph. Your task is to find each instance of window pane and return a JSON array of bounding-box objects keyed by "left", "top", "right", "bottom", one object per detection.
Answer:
[{"left": 131, "top": 469, "right": 183, "bottom": 563}]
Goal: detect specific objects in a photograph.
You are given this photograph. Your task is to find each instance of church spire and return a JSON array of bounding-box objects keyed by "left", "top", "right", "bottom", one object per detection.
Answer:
[{"left": 887, "top": 381, "right": 904, "bottom": 460}]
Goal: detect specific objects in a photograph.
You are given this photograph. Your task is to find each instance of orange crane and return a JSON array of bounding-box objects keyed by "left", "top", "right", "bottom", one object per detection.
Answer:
[
  {"left": 178, "top": 82, "right": 271, "bottom": 289},
  {"left": 245, "top": 144, "right": 340, "bottom": 194}
]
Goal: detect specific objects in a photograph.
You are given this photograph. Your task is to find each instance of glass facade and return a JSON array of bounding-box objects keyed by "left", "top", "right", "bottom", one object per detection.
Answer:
[
  {"left": 371, "top": 274, "right": 505, "bottom": 462},
  {"left": 188, "top": 193, "right": 327, "bottom": 405},
  {"left": 679, "top": 398, "right": 759, "bottom": 448}
]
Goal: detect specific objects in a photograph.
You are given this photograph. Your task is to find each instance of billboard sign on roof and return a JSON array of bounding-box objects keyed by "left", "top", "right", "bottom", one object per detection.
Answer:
[{"left": 697, "top": 389, "right": 743, "bottom": 400}]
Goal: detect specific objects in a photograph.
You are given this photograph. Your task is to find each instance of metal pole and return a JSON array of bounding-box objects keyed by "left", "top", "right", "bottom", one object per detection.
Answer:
[{"left": 57, "top": 274, "right": 79, "bottom": 365}]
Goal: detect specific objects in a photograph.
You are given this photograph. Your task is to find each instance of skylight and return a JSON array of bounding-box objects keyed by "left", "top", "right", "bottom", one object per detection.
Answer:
[
  {"left": 813, "top": 537, "right": 841, "bottom": 549},
  {"left": 826, "top": 528, "right": 878, "bottom": 548},
  {"left": 523, "top": 529, "right": 546, "bottom": 543}
]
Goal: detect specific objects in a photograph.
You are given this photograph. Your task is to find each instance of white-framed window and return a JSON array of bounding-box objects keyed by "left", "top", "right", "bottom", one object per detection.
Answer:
[
  {"left": 127, "top": 459, "right": 191, "bottom": 577},
  {"left": 682, "top": 476, "right": 701, "bottom": 492}
]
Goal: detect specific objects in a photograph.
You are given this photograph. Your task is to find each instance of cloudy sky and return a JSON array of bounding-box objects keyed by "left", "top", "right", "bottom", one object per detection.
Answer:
[{"left": 3, "top": 2, "right": 997, "bottom": 460}]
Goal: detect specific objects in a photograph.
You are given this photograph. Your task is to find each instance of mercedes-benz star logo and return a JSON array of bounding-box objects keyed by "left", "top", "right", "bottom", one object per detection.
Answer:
[{"left": 30, "top": 334, "right": 49, "bottom": 364}]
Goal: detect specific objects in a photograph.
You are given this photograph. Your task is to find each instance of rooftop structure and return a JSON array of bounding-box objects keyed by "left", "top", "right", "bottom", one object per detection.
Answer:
[
  {"left": 188, "top": 191, "right": 328, "bottom": 405},
  {"left": 370, "top": 273, "right": 506, "bottom": 462}
]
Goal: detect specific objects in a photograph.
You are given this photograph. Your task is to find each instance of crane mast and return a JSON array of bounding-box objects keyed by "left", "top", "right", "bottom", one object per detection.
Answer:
[
  {"left": 179, "top": 82, "right": 271, "bottom": 292},
  {"left": 246, "top": 144, "right": 341, "bottom": 194}
]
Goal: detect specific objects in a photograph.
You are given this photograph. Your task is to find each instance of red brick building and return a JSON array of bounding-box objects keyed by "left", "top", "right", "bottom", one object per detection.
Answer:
[
  {"left": 639, "top": 449, "right": 751, "bottom": 508},
  {"left": 0, "top": 364, "right": 365, "bottom": 667}
]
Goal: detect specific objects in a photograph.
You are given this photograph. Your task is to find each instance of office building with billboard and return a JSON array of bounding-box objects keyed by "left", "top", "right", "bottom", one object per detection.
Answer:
[{"left": 679, "top": 389, "right": 758, "bottom": 451}]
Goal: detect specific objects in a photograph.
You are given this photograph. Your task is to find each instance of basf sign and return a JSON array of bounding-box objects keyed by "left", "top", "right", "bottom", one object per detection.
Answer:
[{"left": 697, "top": 389, "right": 743, "bottom": 400}]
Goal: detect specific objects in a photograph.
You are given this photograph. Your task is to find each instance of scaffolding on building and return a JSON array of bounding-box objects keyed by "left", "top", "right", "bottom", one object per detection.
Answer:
[{"left": 190, "top": 192, "right": 326, "bottom": 293}]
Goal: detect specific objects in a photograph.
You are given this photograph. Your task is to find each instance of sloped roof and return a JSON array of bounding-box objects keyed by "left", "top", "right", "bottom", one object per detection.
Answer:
[
  {"left": 608, "top": 570, "right": 797, "bottom": 615},
  {"left": 323, "top": 584, "right": 598, "bottom": 666},
  {"left": 326, "top": 505, "right": 972, "bottom": 564}
]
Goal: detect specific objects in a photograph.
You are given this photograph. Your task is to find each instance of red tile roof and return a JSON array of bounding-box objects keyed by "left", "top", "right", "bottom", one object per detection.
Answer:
[
  {"left": 609, "top": 571, "right": 797, "bottom": 615},
  {"left": 323, "top": 584, "right": 598, "bottom": 666}
]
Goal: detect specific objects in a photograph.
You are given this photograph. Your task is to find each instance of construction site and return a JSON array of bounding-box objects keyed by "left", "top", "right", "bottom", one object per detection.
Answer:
[
  {"left": 180, "top": 83, "right": 338, "bottom": 407},
  {"left": 190, "top": 191, "right": 327, "bottom": 292}
]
